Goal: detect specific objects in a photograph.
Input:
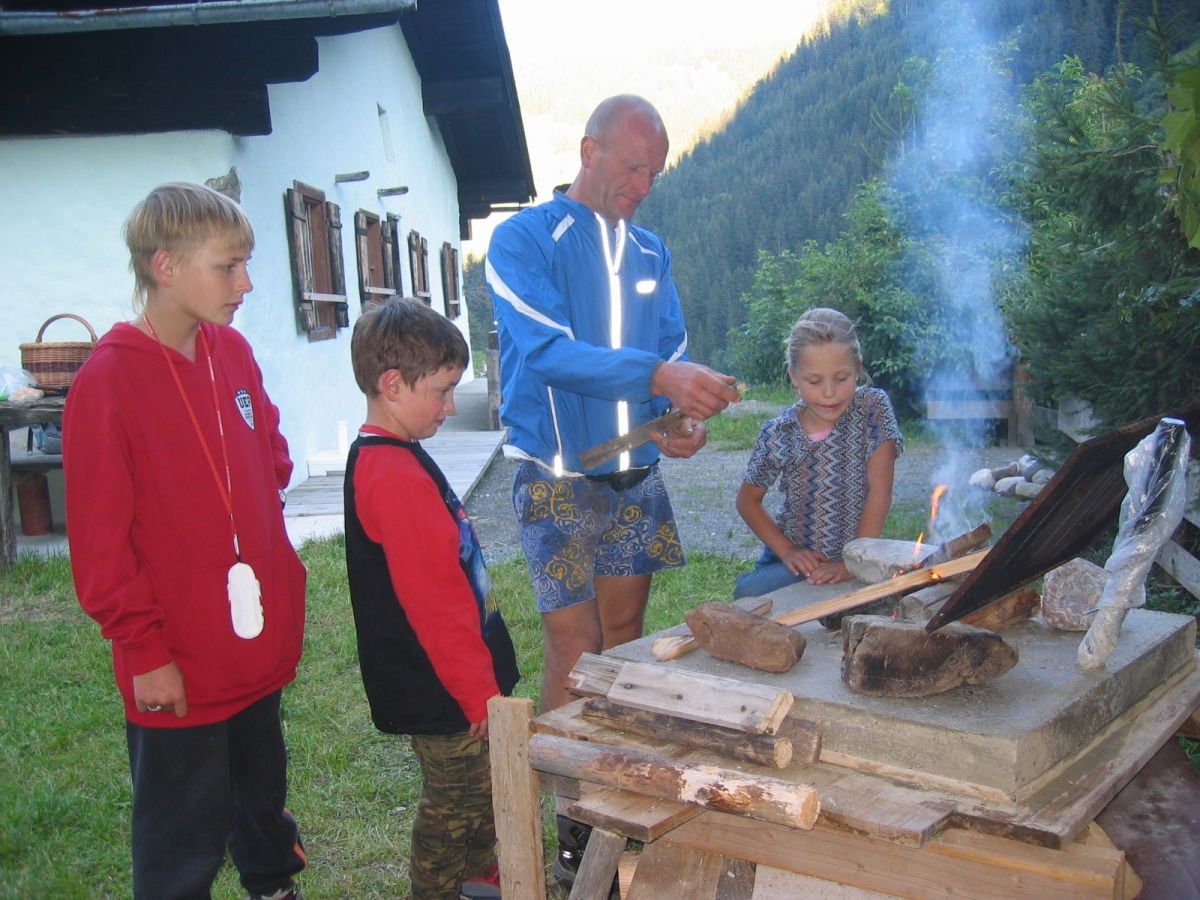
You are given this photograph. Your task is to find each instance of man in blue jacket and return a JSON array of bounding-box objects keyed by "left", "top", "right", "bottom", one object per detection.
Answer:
[{"left": 485, "top": 93, "right": 740, "bottom": 886}]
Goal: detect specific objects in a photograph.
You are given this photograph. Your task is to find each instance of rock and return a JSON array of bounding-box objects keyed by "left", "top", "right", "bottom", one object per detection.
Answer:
[
  {"left": 842, "top": 537, "right": 934, "bottom": 584},
  {"left": 686, "top": 601, "right": 806, "bottom": 672},
  {"left": 1042, "top": 557, "right": 1108, "bottom": 631},
  {"left": 993, "top": 475, "right": 1025, "bottom": 496},
  {"left": 1031, "top": 467, "right": 1056, "bottom": 485},
  {"left": 1017, "top": 454, "right": 1042, "bottom": 480},
  {"left": 968, "top": 468, "right": 996, "bottom": 489},
  {"left": 841, "top": 615, "right": 1019, "bottom": 697},
  {"left": 1014, "top": 480, "right": 1044, "bottom": 499},
  {"left": 990, "top": 461, "right": 1020, "bottom": 480},
  {"left": 818, "top": 595, "right": 901, "bottom": 630}
]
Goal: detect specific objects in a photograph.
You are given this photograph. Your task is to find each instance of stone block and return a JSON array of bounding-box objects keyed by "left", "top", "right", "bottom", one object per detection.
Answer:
[{"left": 842, "top": 537, "right": 933, "bottom": 584}]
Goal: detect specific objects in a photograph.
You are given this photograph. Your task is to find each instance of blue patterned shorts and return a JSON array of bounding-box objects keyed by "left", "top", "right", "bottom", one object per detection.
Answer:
[{"left": 511, "top": 460, "right": 685, "bottom": 612}]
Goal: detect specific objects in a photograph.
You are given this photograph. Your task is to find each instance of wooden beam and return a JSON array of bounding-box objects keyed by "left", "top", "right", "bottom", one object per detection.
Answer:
[
  {"left": 582, "top": 697, "right": 811, "bottom": 768},
  {"left": 487, "top": 696, "right": 546, "bottom": 899}
]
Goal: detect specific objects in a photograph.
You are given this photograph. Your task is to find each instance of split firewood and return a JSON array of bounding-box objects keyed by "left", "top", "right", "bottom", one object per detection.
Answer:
[
  {"left": 650, "top": 548, "right": 990, "bottom": 662},
  {"left": 581, "top": 697, "right": 819, "bottom": 768},
  {"left": 841, "top": 615, "right": 1018, "bottom": 697},
  {"left": 959, "top": 587, "right": 1040, "bottom": 631},
  {"left": 685, "top": 601, "right": 806, "bottom": 672},
  {"left": 606, "top": 660, "right": 793, "bottom": 734}
]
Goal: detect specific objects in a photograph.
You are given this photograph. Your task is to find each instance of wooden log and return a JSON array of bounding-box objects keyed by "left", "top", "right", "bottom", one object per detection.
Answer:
[
  {"left": 487, "top": 696, "right": 547, "bottom": 899},
  {"left": 606, "top": 660, "right": 794, "bottom": 734},
  {"left": 582, "top": 697, "right": 806, "bottom": 768},
  {"left": 651, "top": 549, "right": 991, "bottom": 661},
  {"left": 841, "top": 616, "right": 1019, "bottom": 698},
  {"left": 528, "top": 733, "right": 821, "bottom": 830},
  {"left": 685, "top": 601, "right": 806, "bottom": 672},
  {"left": 959, "top": 587, "right": 1040, "bottom": 631}
]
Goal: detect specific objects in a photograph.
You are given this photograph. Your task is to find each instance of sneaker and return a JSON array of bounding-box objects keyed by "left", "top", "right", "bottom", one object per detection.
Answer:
[
  {"left": 554, "top": 814, "right": 592, "bottom": 888},
  {"left": 459, "top": 862, "right": 501, "bottom": 899},
  {"left": 249, "top": 887, "right": 301, "bottom": 900}
]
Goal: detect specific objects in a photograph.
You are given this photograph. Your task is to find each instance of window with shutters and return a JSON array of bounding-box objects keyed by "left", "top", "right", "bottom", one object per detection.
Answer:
[
  {"left": 440, "top": 242, "right": 461, "bottom": 318},
  {"left": 355, "top": 209, "right": 398, "bottom": 307},
  {"left": 284, "top": 181, "right": 347, "bottom": 342},
  {"left": 408, "top": 230, "right": 430, "bottom": 303}
]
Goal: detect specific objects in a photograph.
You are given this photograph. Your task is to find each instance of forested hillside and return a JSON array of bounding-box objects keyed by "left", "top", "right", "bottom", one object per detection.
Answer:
[
  {"left": 466, "top": 0, "right": 1200, "bottom": 425},
  {"left": 634, "top": 0, "right": 1200, "bottom": 368}
]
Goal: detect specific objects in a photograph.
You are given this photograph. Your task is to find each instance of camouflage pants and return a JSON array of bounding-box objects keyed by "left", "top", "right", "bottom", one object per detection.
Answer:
[{"left": 408, "top": 732, "right": 497, "bottom": 899}]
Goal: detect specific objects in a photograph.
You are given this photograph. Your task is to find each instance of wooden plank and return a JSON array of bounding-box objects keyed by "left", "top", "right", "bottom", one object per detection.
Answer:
[
  {"left": 626, "top": 839, "right": 737, "bottom": 900},
  {"left": 582, "top": 697, "right": 806, "bottom": 767},
  {"left": 529, "top": 733, "right": 820, "bottom": 830},
  {"left": 607, "top": 660, "right": 794, "bottom": 735},
  {"left": 652, "top": 550, "right": 990, "bottom": 661},
  {"left": 666, "top": 812, "right": 1124, "bottom": 899},
  {"left": 566, "top": 653, "right": 626, "bottom": 699},
  {"left": 487, "top": 696, "right": 547, "bottom": 899},
  {"left": 569, "top": 786, "right": 702, "bottom": 843},
  {"left": 1156, "top": 538, "right": 1200, "bottom": 599},
  {"left": 568, "top": 827, "right": 625, "bottom": 900}
]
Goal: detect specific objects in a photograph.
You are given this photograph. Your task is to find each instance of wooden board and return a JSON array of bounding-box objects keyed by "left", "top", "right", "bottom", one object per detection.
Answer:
[
  {"left": 570, "top": 786, "right": 702, "bottom": 843},
  {"left": 928, "top": 398, "right": 1200, "bottom": 630},
  {"left": 665, "top": 812, "right": 1126, "bottom": 899},
  {"left": 606, "top": 660, "right": 794, "bottom": 734}
]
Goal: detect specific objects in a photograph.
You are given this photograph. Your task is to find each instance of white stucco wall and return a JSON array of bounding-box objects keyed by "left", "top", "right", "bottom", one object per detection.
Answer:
[{"left": 0, "top": 21, "right": 472, "bottom": 491}]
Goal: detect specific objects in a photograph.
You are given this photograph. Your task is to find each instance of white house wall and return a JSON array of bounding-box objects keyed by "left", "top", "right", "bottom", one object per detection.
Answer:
[{"left": 0, "top": 21, "right": 472, "bottom": 496}]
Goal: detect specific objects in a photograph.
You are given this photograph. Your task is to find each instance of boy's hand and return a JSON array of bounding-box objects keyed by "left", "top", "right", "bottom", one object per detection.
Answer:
[
  {"left": 133, "top": 660, "right": 189, "bottom": 717},
  {"left": 469, "top": 717, "right": 489, "bottom": 742}
]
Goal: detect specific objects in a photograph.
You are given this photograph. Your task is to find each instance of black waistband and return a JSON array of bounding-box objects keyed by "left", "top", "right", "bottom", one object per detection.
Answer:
[{"left": 584, "top": 466, "right": 653, "bottom": 492}]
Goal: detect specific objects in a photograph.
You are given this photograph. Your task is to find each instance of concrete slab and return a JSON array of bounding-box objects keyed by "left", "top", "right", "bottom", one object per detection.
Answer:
[{"left": 614, "top": 581, "right": 1197, "bottom": 802}]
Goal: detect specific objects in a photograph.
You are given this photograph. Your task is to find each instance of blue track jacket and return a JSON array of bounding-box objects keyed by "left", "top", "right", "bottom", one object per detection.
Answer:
[{"left": 485, "top": 190, "right": 689, "bottom": 477}]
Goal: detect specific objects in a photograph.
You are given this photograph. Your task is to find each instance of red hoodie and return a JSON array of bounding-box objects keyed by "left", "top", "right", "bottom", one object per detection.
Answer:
[{"left": 64, "top": 322, "right": 306, "bottom": 727}]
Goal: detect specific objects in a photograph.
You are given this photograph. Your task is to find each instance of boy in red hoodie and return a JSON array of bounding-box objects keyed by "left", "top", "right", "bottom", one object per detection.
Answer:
[
  {"left": 344, "top": 297, "right": 519, "bottom": 898},
  {"left": 64, "top": 183, "right": 307, "bottom": 899}
]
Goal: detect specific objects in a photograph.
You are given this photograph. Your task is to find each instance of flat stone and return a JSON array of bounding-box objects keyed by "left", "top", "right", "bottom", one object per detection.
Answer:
[
  {"left": 1014, "top": 480, "right": 1044, "bottom": 499},
  {"left": 1042, "top": 557, "right": 1108, "bottom": 631},
  {"left": 898, "top": 581, "right": 961, "bottom": 623},
  {"left": 841, "top": 615, "right": 1018, "bottom": 697},
  {"left": 842, "top": 537, "right": 934, "bottom": 583}
]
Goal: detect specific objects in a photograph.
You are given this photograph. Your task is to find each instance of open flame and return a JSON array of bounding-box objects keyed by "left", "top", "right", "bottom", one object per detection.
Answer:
[{"left": 911, "top": 484, "right": 951, "bottom": 564}]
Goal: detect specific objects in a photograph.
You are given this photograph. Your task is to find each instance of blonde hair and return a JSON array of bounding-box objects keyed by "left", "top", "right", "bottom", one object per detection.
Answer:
[
  {"left": 786, "top": 307, "right": 869, "bottom": 384},
  {"left": 124, "top": 182, "right": 254, "bottom": 310},
  {"left": 351, "top": 296, "right": 469, "bottom": 397}
]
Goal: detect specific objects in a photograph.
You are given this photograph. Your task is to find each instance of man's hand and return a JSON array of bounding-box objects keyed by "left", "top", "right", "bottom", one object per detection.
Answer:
[
  {"left": 651, "top": 361, "right": 741, "bottom": 420},
  {"left": 651, "top": 417, "right": 707, "bottom": 459},
  {"left": 133, "top": 661, "right": 189, "bottom": 718}
]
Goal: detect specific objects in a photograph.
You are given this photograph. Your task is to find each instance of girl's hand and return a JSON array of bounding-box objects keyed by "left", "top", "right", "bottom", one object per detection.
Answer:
[
  {"left": 780, "top": 546, "right": 828, "bottom": 578},
  {"left": 806, "top": 560, "right": 854, "bottom": 585}
]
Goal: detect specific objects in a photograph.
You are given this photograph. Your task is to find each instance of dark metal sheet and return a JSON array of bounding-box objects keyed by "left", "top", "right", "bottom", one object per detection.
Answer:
[{"left": 926, "top": 398, "right": 1200, "bottom": 631}]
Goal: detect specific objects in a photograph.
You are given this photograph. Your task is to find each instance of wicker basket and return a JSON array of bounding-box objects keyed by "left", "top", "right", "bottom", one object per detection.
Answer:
[{"left": 19, "top": 313, "right": 98, "bottom": 389}]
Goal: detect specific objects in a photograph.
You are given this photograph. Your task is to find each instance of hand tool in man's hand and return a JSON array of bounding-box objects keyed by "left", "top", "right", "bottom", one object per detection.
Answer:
[{"left": 577, "top": 383, "right": 748, "bottom": 470}]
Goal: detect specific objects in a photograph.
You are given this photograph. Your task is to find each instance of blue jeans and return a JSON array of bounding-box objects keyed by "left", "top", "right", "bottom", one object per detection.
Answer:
[{"left": 733, "top": 547, "right": 806, "bottom": 598}]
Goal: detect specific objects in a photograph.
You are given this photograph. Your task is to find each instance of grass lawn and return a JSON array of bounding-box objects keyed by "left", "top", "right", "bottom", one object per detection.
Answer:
[{"left": 2, "top": 503, "right": 1195, "bottom": 895}]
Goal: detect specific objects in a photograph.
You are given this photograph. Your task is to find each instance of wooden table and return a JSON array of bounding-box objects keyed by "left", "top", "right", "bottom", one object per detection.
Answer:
[
  {"left": 0, "top": 397, "right": 66, "bottom": 566},
  {"left": 489, "top": 625, "right": 1200, "bottom": 898}
]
